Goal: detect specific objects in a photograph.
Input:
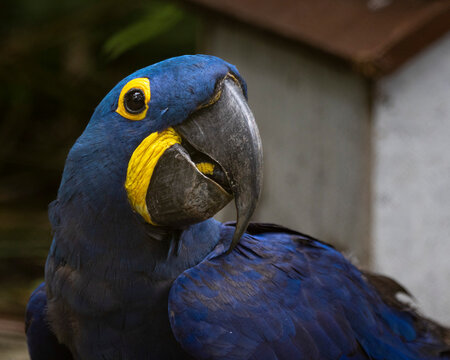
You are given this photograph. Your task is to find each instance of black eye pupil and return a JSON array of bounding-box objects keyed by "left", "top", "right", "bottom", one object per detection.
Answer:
[{"left": 124, "top": 88, "right": 146, "bottom": 114}]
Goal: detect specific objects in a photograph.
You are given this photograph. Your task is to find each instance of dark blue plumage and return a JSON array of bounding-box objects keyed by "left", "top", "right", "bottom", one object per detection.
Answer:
[
  {"left": 26, "top": 283, "right": 73, "bottom": 359},
  {"left": 170, "top": 223, "right": 449, "bottom": 360},
  {"left": 25, "top": 55, "right": 449, "bottom": 359}
]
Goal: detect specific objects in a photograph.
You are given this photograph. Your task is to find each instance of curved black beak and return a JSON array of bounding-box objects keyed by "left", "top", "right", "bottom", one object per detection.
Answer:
[{"left": 175, "top": 77, "right": 263, "bottom": 252}]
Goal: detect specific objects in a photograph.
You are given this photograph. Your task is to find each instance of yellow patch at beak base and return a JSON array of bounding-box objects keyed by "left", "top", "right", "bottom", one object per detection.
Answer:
[{"left": 125, "top": 127, "right": 181, "bottom": 224}]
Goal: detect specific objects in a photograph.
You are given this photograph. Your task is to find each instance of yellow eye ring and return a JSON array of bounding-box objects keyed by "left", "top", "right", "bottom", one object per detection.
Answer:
[{"left": 116, "top": 78, "right": 151, "bottom": 121}]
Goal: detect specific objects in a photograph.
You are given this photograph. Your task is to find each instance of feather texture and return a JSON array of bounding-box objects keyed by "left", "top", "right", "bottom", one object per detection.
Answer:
[{"left": 169, "top": 223, "right": 450, "bottom": 360}]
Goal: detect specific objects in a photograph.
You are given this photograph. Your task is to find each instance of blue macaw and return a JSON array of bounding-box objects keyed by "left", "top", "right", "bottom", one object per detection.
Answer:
[{"left": 26, "top": 55, "right": 449, "bottom": 360}]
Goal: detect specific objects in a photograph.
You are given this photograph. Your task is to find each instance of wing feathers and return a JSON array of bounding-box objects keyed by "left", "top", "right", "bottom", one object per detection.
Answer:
[{"left": 169, "top": 224, "right": 450, "bottom": 360}]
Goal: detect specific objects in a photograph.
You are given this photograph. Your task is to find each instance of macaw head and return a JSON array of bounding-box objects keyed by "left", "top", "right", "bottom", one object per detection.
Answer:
[{"left": 56, "top": 55, "right": 262, "bottom": 252}]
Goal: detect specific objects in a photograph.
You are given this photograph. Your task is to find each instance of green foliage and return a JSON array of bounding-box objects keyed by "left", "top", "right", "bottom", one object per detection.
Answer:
[{"left": 104, "top": 2, "right": 184, "bottom": 59}]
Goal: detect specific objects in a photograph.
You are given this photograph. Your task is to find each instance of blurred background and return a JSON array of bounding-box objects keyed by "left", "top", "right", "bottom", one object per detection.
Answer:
[
  {"left": 0, "top": 0, "right": 198, "bottom": 357},
  {"left": 0, "top": 0, "right": 449, "bottom": 358}
]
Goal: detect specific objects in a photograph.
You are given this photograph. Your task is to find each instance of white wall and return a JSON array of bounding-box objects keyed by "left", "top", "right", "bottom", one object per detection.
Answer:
[
  {"left": 373, "top": 33, "right": 450, "bottom": 325},
  {"left": 200, "top": 16, "right": 450, "bottom": 325}
]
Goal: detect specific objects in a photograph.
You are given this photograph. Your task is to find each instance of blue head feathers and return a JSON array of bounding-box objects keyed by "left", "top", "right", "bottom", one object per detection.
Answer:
[
  {"left": 52, "top": 55, "right": 247, "bottom": 238},
  {"left": 91, "top": 54, "right": 246, "bottom": 132}
]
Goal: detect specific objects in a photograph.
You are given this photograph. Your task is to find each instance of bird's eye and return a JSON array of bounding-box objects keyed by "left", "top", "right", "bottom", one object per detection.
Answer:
[
  {"left": 124, "top": 89, "right": 146, "bottom": 114},
  {"left": 116, "top": 77, "right": 151, "bottom": 121}
]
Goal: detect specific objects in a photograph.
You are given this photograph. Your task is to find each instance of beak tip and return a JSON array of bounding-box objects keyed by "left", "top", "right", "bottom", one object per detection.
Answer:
[{"left": 226, "top": 231, "right": 243, "bottom": 254}]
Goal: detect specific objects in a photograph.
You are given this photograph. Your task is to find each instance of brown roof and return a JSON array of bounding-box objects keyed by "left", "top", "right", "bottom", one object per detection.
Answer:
[{"left": 182, "top": 0, "right": 450, "bottom": 77}]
